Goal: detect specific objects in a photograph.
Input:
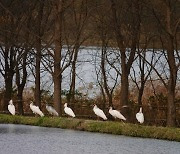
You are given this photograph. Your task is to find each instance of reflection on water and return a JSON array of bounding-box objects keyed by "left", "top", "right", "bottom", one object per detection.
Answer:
[
  {"left": 0, "top": 124, "right": 179, "bottom": 154},
  {"left": 0, "top": 124, "right": 38, "bottom": 134}
]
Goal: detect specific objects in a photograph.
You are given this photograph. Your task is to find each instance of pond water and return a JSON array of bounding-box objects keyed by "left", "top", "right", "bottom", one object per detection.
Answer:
[{"left": 0, "top": 124, "right": 179, "bottom": 154}]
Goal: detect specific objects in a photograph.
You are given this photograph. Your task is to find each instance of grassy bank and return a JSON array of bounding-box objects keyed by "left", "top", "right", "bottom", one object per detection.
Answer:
[{"left": 0, "top": 114, "right": 179, "bottom": 142}]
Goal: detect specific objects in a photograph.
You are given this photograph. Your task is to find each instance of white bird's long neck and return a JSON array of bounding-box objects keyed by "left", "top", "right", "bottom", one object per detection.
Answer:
[
  {"left": 9, "top": 100, "right": 13, "bottom": 105},
  {"left": 140, "top": 107, "right": 142, "bottom": 113}
]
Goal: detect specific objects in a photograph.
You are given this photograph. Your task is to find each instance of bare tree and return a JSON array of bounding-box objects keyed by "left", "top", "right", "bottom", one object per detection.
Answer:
[
  {"left": 15, "top": 47, "right": 28, "bottom": 115},
  {"left": 0, "top": 1, "right": 19, "bottom": 111},
  {"left": 40, "top": 0, "right": 75, "bottom": 115},
  {"left": 130, "top": 43, "right": 160, "bottom": 106},
  {"left": 147, "top": 0, "right": 180, "bottom": 126},
  {"left": 52, "top": 0, "right": 64, "bottom": 115},
  {"left": 64, "top": 0, "right": 92, "bottom": 109},
  {"left": 34, "top": 0, "right": 45, "bottom": 109},
  {"left": 109, "top": 0, "right": 141, "bottom": 119}
]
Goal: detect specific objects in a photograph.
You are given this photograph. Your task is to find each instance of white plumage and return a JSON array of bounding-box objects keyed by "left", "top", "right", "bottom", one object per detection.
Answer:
[
  {"left": 109, "top": 107, "right": 126, "bottom": 121},
  {"left": 136, "top": 107, "right": 144, "bottom": 124},
  {"left": 30, "top": 101, "right": 44, "bottom": 117},
  {"left": 8, "top": 99, "right": 15, "bottom": 115},
  {"left": 93, "top": 105, "right": 107, "bottom": 120},
  {"left": 64, "top": 103, "right": 75, "bottom": 118},
  {"left": 46, "top": 105, "right": 59, "bottom": 116}
]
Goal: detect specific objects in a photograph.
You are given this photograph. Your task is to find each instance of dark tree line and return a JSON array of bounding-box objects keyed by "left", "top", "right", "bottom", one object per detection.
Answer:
[{"left": 0, "top": 0, "right": 179, "bottom": 127}]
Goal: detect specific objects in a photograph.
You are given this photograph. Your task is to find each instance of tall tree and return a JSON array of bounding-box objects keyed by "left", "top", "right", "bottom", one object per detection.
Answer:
[
  {"left": 67, "top": 0, "right": 90, "bottom": 108},
  {"left": 53, "top": 0, "right": 64, "bottom": 115},
  {"left": 34, "top": 0, "right": 45, "bottom": 109},
  {"left": 0, "top": 1, "right": 17, "bottom": 110},
  {"left": 15, "top": 48, "right": 28, "bottom": 115},
  {"left": 110, "top": 0, "right": 141, "bottom": 120},
  {"left": 148, "top": 0, "right": 180, "bottom": 126}
]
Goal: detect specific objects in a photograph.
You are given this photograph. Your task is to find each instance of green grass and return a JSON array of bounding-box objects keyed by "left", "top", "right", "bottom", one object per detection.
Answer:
[{"left": 0, "top": 114, "right": 179, "bottom": 142}]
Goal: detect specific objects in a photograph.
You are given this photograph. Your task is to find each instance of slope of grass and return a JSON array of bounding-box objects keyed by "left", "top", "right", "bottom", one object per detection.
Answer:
[{"left": 0, "top": 114, "right": 179, "bottom": 142}]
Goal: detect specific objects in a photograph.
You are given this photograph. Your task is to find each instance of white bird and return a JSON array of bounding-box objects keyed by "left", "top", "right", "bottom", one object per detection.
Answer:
[
  {"left": 64, "top": 103, "right": 75, "bottom": 118},
  {"left": 136, "top": 107, "right": 144, "bottom": 124},
  {"left": 109, "top": 107, "right": 126, "bottom": 121},
  {"left": 93, "top": 104, "right": 107, "bottom": 120},
  {"left": 8, "top": 99, "right": 15, "bottom": 115},
  {"left": 46, "top": 104, "right": 59, "bottom": 116},
  {"left": 30, "top": 101, "right": 44, "bottom": 117}
]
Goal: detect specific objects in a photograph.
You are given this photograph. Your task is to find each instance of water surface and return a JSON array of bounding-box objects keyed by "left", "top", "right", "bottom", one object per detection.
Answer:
[{"left": 0, "top": 124, "right": 179, "bottom": 154}]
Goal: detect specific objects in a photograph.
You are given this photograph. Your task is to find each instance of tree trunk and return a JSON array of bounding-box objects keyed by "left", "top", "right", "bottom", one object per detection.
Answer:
[
  {"left": 35, "top": 1, "right": 44, "bottom": 108},
  {"left": 138, "top": 83, "right": 145, "bottom": 106},
  {"left": 53, "top": 0, "right": 63, "bottom": 116},
  {"left": 101, "top": 50, "right": 113, "bottom": 108},
  {"left": 166, "top": 50, "right": 177, "bottom": 127},
  {"left": 101, "top": 86, "right": 106, "bottom": 111},
  {"left": 3, "top": 46, "right": 14, "bottom": 111},
  {"left": 167, "top": 81, "right": 176, "bottom": 127},
  {"left": 165, "top": 3, "right": 177, "bottom": 127},
  {"left": 53, "top": 72, "right": 61, "bottom": 115},
  {"left": 110, "top": 0, "right": 138, "bottom": 121},
  {"left": 69, "top": 46, "right": 79, "bottom": 110},
  {"left": 53, "top": 34, "right": 62, "bottom": 115},
  {"left": 16, "top": 51, "right": 27, "bottom": 115},
  {"left": 35, "top": 41, "right": 41, "bottom": 108},
  {"left": 108, "top": 94, "right": 113, "bottom": 108},
  {"left": 120, "top": 69, "right": 130, "bottom": 120},
  {"left": 17, "top": 89, "right": 24, "bottom": 115}
]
